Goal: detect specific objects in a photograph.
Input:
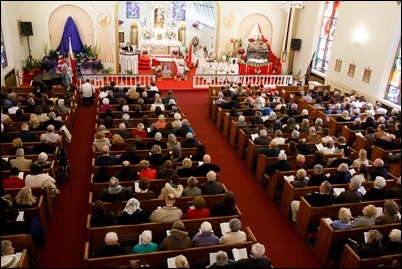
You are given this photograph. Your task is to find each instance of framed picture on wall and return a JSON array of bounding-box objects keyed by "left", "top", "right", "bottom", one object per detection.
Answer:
[
  {"left": 126, "top": 1, "right": 140, "bottom": 18},
  {"left": 161, "top": 62, "right": 174, "bottom": 78},
  {"left": 119, "top": 32, "right": 124, "bottom": 43},
  {"left": 347, "top": 63, "right": 356, "bottom": 77},
  {"left": 334, "top": 58, "right": 342, "bottom": 72},
  {"left": 362, "top": 67, "right": 372, "bottom": 83}
]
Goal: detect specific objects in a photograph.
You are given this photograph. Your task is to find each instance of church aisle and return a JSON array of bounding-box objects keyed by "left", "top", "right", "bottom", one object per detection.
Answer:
[{"left": 38, "top": 102, "right": 96, "bottom": 268}]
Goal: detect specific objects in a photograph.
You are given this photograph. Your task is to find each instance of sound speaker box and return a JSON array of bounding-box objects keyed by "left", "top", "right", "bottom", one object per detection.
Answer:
[
  {"left": 291, "top": 38, "right": 301, "bottom": 51},
  {"left": 20, "top": 21, "right": 33, "bottom": 36}
]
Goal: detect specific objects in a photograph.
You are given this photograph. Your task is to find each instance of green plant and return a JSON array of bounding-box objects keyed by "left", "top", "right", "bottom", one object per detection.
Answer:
[
  {"left": 81, "top": 45, "right": 96, "bottom": 58},
  {"left": 93, "top": 62, "right": 104, "bottom": 71},
  {"left": 103, "top": 67, "right": 114, "bottom": 75},
  {"left": 34, "top": 58, "right": 52, "bottom": 71},
  {"left": 22, "top": 58, "right": 37, "bottom": 71},
  {"left": 47, "top": 49, "right": 59, "bottom": 60},
  {"left": 126, "top": 70, "right": 133, "bottom": 75}
]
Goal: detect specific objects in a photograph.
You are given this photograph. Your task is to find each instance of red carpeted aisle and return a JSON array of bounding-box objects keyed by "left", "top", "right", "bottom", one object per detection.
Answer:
[{"left": 38, "top": 103, "right": 96, "bottom": 268}]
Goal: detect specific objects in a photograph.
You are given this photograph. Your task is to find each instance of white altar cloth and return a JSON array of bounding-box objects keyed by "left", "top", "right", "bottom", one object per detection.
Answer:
[{"left": 139, "top": 39, "right": 182, "bottom": 47}]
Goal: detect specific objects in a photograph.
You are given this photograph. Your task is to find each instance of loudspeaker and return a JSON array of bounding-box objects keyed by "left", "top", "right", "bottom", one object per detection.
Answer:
[
  {"left": 291, "top": 38, "right": 301, "bottom": 51},
  {"left": 20, "top": 21, "right": 33, "bottom": 36}
]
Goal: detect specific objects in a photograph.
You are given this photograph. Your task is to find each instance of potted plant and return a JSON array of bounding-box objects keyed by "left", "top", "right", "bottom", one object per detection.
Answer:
[
  {"left": 103, "top": 67, "right": 114, "bottom": 75},
  {"left": 93, "top": 62, "right": 104, "bottom": 71}
]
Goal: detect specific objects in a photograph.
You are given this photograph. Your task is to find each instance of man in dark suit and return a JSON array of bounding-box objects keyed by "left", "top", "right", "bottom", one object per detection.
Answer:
[
  {"left": 122, "top": 42, "right": 134, "bottom": 52},
  {"left": 291, "top": 180, "right": 333, "bottom": 222},
  {"left": 369, "top": 158, "right": 389, "bottom": 179},
  {"left": 32, "top": 136, "right": 56, "bottom": 154},
  {"left": 199, "top": 171, "right": 224, "bottom": 195},
  {"left": 15, "top": 122, "right": 37, "bottom": 142},
  {"left": 195, "top": 154, "right": 221, "bottom": 177},
  {"left": 116, "top": 161, "right": 139, "bottom": 181},
  {"left": 95, "top": 145, "right": 120, "bottom": 166},
  {"left": 236, "top": 242, "right": 272, "bottom": 268}
]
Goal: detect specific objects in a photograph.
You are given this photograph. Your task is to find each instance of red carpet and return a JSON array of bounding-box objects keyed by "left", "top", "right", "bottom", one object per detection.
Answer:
[
  {"left": 38, "top": 103, "right": 96, "bottom": 268},
  {"left": 38, "top": 90, "right": 321, "bottom": 268}
]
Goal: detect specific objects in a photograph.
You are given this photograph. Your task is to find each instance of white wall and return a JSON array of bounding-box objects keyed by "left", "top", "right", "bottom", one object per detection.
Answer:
[
  {"left": 325, "top": 1, "right": 401, "bottom": 106},
  {"left": 293, "top": 1, "right": 401, "bottom": 108}
]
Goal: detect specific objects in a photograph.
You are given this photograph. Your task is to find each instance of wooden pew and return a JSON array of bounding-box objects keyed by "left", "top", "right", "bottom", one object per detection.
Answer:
[
  {"left": 1, "top": 160, "right": 56, "bottom": 183},
  {"left": 89, "top": 187, "right": 228, "bottom": 216},
  {"left": 0, "top": 234, "right": 38, "bottom": 267},
  {"left": 90, "top": 176, "right": 208, "bottom": 202},
  {"left": 353, "top": 135, "right": 375, "bottom": 154},
  {"left": 370, "top": 146, "right": 400, "bottom": 162},
  {"left": 389, "top": 160, "right": 401, "bottom": 178},
  {"left": 279, "top": 177, "right": 396, "bottom": 220},
  {"left": 92, "top": 147, "right": 198, "bottom": 161},
  {"left": 314, "top": 218, "right": 400, "bottom": 266},
  {"left": 295, "top": 198, "right": 401, "bottom": 241},
  {"left": 15, "top": 196, "right": 48, "bottom": 232},
  {"left": 84, "top": 226, "right": 254, "bottom": 268},
  {"left": 4, "top": 187, "right": 55, "bottom": 220},
  {"left": 339, "top": 243, "right": 401, "bottom": 268}
]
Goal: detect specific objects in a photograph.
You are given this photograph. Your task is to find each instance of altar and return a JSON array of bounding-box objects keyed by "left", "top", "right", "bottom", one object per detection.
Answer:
[
  {"left": 138, "top": 39, "right": 181, "bottom": 56},
  {"left": 119, "top": 53, "right": 139, "bottom": 74}
]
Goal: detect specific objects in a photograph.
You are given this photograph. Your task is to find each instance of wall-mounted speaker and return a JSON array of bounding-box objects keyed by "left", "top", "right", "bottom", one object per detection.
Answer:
[
  {"left": 291, "top": 38, "right": 301, "bottom": 51},
  {"left": 20, "top": 21, "right": 33, "bottom": 36}
]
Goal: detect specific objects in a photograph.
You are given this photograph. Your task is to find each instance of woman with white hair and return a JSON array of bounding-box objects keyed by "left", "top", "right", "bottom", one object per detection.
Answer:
[
  {"left": 1, "top": 240, "right": 22, "bottom": 268},
  {"left": 35, "top": 152, "right": 51, "bottom": 168},
  {"left": 330, "top": 207, "right": 353, "bottom": 230},
  {"left": 98, "top": 231, "right": 125, "bottom": 257},
  {"left": 130, "top": 230, "right": 159, "bottom": 253},
  {"left": 236, "top": 242, "right": 272, "bottom": 268},
  {"left": 363, "top": 176, "right": 387, "bottom": 201},
  {"left": 56, "top": 98, "right": 69, "bottom": 113},
  {"left": 192, "top": 221, "right": 220, "bottom": 246},
  {"left": 383, "top": 229, "right": 401, "bottom": 255},
  {"left": 116, "top": 198, "right": 148, "bottom": 225}
]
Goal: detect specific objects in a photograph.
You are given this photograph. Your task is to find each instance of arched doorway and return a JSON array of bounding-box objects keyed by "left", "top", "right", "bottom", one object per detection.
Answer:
[{"left": 48, "top": 5, "right": 93, "bottom": 51}]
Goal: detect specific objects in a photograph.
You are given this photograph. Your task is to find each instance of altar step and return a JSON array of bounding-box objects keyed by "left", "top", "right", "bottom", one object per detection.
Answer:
[{"left": 138, "top": 56, "right": 151, "bottom": 70}]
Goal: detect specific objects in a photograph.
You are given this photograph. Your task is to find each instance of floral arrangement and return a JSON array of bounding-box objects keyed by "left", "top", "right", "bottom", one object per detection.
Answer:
[
  {"left": 240, "top": 55, "right": 247, "bottom": 61},
  {"left": 143, "top": 29, "right": 152, "bottom": 39},
  {"left": 166, "top": 30, "right": 176, "bottom": 40},
  {"left": 248, "top": 38, "right": 255, "bottom": 42},
  {"left": 172, "top": 49, "right": 179, "bottom": 55},
  {"left": 192, "top": 22, "right": 199, "bottom": 29},
  {"left": 237, "top": 48, "right": 245, "bottom": 54},
  {"left": 118, "top": 20, "right": 124, "bottom": 25}
]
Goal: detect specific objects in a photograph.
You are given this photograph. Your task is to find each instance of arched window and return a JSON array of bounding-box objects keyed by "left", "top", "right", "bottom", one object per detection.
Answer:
[
  {"left": 314, "top": 1, "right": 342, "bottom": 73},
  {"left": 1, "top": 29, "right": 8, "bottom": 69},
  {"left": 384, "top": 44, "right": 401, "bottom": 105},
  {"left": 193, "top": 1, "right": 215, "bottom": 28}
]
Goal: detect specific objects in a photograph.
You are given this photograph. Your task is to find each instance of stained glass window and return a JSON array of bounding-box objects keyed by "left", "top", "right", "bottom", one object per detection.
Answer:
[
  {"left": 384, "top": 45, "right": 401, "bottom": 105},
  {"left": 314, "top": 1, "right": 341, "bottom": 73},
  {"left": 1, "top": 29, "right": 8, "bottom": 69}
]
